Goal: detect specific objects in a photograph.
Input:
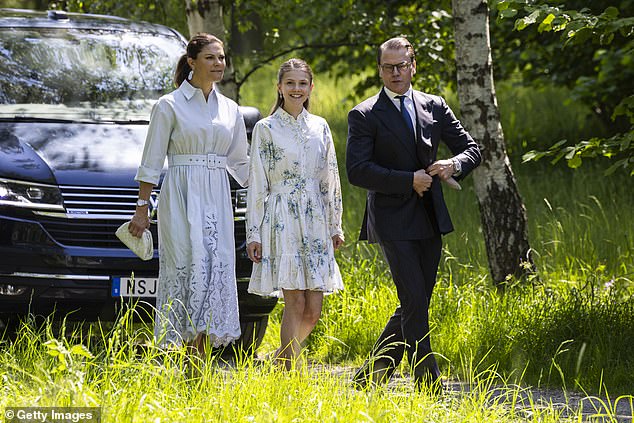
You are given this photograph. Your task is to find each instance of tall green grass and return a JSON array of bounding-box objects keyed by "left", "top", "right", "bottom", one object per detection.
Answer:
[{"left": 2, "top": 316, "right": 631, "bottom": 422}]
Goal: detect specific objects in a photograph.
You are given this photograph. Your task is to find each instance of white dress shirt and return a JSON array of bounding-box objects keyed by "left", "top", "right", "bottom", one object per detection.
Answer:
[{"left": 384, "top": 86, "right": 432, "bottom": 147}]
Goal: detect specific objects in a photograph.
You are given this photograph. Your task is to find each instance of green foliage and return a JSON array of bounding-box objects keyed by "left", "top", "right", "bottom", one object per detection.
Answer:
[
  {"left": 45, "top": 0, "right": 633, "bottom": 173},
  {"left": 513, "top": 279, "right": 634, "bottom": 390},
  {"left": 493, "top": 79, "right": 609, "bottom": 156},
  {"left": 227, "top": 0, "right": 456, "bottom": 99},
  {"left": 48, "top": 0, "right": 634, "bottom": 174},
  {"left": 44, "top": 339, "right": 93, "bottom": 373},
  {"left": 492, "top": 0, "right": 634, "bottom": 175},
  {"left": 523, "top": 130, "right": 634, "bottom": 174},
  {"left": 433, "top": 271, "right": 634, "bottom": 391},
  {"left": 52, "top": 0, "right": 459, "bottom": 100}
]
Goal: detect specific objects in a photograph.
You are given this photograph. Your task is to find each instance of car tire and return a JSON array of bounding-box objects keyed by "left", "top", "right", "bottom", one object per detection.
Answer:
[
  {"left": 0, "top": 316, "right": 20, "bottom": 344},
  {"left": 238, "top": 316, "right": 269, "bottom": 353},
  {"left": 217, "top": 316, "right": 269, "bottom": 360}
]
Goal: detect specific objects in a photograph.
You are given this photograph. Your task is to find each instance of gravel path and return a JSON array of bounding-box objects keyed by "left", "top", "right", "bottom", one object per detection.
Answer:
[
  {"left": 323, "top": 366, "right": 633, "bottom": 422},
  {"left": 215, "top": 357, "right": 633, "bottom": 421}
]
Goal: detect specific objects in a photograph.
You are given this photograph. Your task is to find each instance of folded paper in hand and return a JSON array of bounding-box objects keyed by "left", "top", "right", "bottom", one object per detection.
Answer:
[
  {"left": 115, "top": 222, "right": 154, "bottom": 261},
  {"left": 443, "top": 177, "right": 462, "bottom": 190}
]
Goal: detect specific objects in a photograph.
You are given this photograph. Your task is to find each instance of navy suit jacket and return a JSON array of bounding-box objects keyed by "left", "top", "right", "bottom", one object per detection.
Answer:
[{"left": 346, "top": 88, "right": 481, "bottom": 243}]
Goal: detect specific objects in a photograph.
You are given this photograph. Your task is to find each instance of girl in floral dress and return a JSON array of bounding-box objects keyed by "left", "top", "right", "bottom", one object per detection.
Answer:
[{"left": 246, "top": 58, "right": 344, "bottom": 369}]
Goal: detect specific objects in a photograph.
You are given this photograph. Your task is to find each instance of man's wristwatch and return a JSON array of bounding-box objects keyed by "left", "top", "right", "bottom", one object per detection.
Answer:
[
  {"left": 451, "top": 158, "right": 462, "bottom": 176},
  {"left": 136, "top": 199, "right": 149, "bottom": 207}
]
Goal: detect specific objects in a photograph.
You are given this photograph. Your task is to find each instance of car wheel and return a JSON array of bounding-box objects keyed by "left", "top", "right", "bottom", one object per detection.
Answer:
[
  {"left": 0, "top": 316, "right": 20, "bottom": 344},
  {"left": 217, "top": 316, "right": 269, "bottom": 360},
  {"left": 238, "top": 316, "right": 269, "bottom": 353}
]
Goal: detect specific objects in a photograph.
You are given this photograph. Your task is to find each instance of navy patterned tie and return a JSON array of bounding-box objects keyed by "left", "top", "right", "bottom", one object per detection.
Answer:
[{"left": 397, "top": 95, "right": 415, "bottom": 137}]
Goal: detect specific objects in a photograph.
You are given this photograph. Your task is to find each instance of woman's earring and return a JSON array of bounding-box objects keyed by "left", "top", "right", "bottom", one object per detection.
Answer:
[{"left": 187, "top": 70, "right": 193, "bottom": 81}]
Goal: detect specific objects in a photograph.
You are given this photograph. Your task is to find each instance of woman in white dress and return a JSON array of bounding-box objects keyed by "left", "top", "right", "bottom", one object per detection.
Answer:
[
  {"left": 128, "top": 34, "right": 249, "bottom": 354},
  {"left": 246, "top": 58, "right": 344, "bottom": 369}
]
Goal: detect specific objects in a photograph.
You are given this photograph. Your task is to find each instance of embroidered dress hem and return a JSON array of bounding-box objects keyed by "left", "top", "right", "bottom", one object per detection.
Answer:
[
  {"left": 248, "top": 283, "right": 343, "bottom": 298},
  {"left": 155, "top": 330, "right": 240, "bottom": 349}
]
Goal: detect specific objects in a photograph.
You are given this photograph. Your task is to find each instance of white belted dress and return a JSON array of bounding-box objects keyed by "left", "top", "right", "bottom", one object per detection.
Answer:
[
  {"left": 135, "top": 81, "right": 249, "bottom": 347},
  {"left": 246, "top": 107, "right": 344, "bottom": 297}
]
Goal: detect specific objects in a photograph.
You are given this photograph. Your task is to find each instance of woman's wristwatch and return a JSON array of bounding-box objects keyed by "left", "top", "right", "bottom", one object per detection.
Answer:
[{"left": 136, "top": 199, "right": 149, "bottom": 207}]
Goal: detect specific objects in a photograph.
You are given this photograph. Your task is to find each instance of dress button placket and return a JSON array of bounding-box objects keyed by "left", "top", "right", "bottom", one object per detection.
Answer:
[{"left": 298, "top": 121, "right": 307, "bottom": 177}]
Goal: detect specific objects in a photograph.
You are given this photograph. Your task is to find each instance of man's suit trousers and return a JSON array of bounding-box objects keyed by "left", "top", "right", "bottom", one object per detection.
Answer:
[{"left": 374, "top": 234, "right": 443, "bottom": 380}]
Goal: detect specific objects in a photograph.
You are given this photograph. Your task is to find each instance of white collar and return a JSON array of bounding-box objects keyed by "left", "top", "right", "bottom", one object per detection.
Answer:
[
  {"left": 274, "top": 106, "right": 308, "bottom": 123},
  {"left": 383, "top": 86, "right": 413, "bottom": 102},
  {"left": 180, "top": 80, "right": 218, "bottom": 101}
]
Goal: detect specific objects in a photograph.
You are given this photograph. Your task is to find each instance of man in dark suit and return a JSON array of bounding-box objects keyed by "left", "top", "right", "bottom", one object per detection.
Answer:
[{"left": 346, "top": 37, "right": 481, "bottom": 392}]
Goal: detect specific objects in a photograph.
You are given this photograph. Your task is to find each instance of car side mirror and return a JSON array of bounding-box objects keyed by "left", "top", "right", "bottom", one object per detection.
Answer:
[{"left": 238, "top": 106, "right": 262, "bottom": 142}]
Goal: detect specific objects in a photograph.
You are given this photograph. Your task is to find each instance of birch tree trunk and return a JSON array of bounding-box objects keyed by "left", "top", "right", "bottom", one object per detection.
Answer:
[
  {"left": 452, "top": 0, "right": 534, "bottom": 284},
  {"left": 184, "top": 0, "right": 238, "bottom": 100}
]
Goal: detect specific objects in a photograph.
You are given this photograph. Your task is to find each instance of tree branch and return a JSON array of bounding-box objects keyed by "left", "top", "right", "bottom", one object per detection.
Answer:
[{"left": 235, "top": 41, "right": 359, "bottom": 90}]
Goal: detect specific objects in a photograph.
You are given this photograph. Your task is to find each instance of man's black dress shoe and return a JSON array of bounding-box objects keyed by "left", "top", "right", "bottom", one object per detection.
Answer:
[
  {"left": 351, "top": 358, "right": 395, "bottom": 389},
  {"left": 414, "top": 371, "right": 444, "bottom": 396}
]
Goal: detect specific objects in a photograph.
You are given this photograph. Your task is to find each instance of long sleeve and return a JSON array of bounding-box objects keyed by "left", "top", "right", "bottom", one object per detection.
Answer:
[
  {"left": 226, "top": 108, "right": 250, "bottom": 187},
  {"left": 437, "top": 96, "right": 481, "bottom": 180},
  {"left": 346, "top": 106, "right": 414, "bottom": 195},
  {"left": 245, "top": 122, "right": 270, "bottom": 244},
  {"left": 135, "top": 99, "right": 173, "bottom": 185},
  {"left": 320, "top": 122, "right": 344, "bottom": 239}
]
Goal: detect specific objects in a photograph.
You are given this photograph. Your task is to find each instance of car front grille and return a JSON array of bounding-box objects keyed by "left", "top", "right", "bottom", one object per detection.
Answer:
[
  {"left": 36, "top": 185, "right": 153, "bottom": 248},
  {"left": 60, "top": 185, "right": 140, "bottom": 218},
  {"left": 39, "top": 215, "right": 157, "bottom": 248},
  {"left": 36, "top": 185, "right": 243, "bottom": 249}
]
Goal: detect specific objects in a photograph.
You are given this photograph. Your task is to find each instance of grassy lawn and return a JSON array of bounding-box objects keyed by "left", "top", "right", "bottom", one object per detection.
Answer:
[{"left": 1, "top": 70, "right": 632, "bottom": 422}]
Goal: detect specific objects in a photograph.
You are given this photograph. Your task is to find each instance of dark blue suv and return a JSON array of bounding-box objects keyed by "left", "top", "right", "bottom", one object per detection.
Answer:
[{"left": 0, "top": 8, "right": 276, "bottom": 349}]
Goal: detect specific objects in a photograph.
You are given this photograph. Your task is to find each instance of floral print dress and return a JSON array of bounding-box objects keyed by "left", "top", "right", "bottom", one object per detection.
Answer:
[{"left": 246, "top": 107, "right": 344, "bottom": 297}]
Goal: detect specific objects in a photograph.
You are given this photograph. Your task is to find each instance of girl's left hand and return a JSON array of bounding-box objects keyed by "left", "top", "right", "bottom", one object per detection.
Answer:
[
  {"left": 332, "top": 234, "right": 344, "bottom": 250},
  {"left": 247, "top": 241, "right": 262, "bottom": 263}
]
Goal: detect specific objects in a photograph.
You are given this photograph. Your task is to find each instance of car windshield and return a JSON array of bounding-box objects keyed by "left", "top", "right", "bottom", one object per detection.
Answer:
[{"left": 0, "top": 26, "right": 185, "bottom": 121}]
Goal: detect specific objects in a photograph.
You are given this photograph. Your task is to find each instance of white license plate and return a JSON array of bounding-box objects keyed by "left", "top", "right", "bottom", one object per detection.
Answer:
[{"left": 112, "top": 277, "right": 158, "bottom": 298}]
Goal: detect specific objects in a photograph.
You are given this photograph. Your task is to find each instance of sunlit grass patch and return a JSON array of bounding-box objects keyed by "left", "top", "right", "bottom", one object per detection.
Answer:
[{"left": 2, "top": 322, "right": 631, "bottom": 422}]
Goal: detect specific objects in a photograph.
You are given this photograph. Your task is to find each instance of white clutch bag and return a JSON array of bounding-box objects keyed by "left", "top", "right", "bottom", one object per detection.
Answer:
[{"left": 115, "top": 222, "right": 154, "bottom": 261}]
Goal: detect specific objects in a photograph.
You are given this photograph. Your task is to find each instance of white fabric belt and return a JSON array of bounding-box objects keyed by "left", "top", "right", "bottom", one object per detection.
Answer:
[
  {"left": 169, "top": 154, "right": 227, "bottom": 169},
  {"left": 270, "top": 179, "right": 321, "bottom": 194}
]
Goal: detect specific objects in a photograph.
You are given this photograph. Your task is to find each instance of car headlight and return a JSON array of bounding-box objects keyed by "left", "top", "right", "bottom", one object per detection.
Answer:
[{"left": 0, "top": 178, "right": 64, "bottom": 211}]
